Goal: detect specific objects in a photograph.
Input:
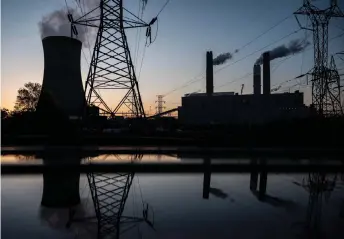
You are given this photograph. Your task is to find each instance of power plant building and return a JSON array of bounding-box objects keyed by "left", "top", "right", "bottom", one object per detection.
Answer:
[
  {"left": 178, "top": 51, "right": 310, "bottom": 125},
  {"left": 36, "top": 36, "right": 85, "bottom": 119}
]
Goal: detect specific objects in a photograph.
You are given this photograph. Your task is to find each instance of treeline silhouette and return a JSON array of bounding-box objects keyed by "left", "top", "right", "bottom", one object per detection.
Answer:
[{"left": 2, "top": 108, "right": 343, "bottom": 149}]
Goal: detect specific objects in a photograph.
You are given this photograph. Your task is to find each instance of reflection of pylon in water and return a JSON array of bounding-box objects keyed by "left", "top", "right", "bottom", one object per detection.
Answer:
[
  {"left": 293, "top": 173, "right": 337, "bottom": 237},
  {"left": 84, "top": 154, "right": 154, "bottom": 239}
]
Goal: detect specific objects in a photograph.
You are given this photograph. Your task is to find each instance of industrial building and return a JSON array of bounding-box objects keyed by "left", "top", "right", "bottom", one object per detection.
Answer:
[
  {"left": 36, "top": 36, "right": 85, "bottom": 120},
  {"left": 178, "top": 51, "right": 310, "bottom": 125}
]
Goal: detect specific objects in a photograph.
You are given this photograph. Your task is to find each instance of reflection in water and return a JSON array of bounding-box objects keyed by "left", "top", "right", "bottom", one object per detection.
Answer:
[
  {"left": 248, "top": 158, "right": 339, "bottom": 238},
  {"left": 41, "top": 151, "right": 81, "bottom": 207},
  {"left": 249, "top": 159, "right": 297, "bottom": 210},
  {"left": 68, "top": 154, "right": 155, "bottom": 239},
  {"left": 209, "top": 187, "right": 228, "bottom": 199},
  {"left": 293, "top": 173, "right": 337, "bottom": 238},
  {"left": 202, "top": 158, "right": 229, "bottom": 200},
  {"left": 2, "top": 154, "right": 344, "bottom": 238},
  {"left": 203, "top": 158, "right": 211, "bottom": 199}
]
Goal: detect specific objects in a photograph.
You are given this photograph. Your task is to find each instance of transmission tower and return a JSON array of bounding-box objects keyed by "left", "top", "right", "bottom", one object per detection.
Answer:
[
  {"left": 292, "top": 173, "right": 337, "bottom": 237},
  {"left": 155, "top": 95, "right": 166, "bottom": 115},
  {"left": 82, "top": 154, "right": 155, "bottom": 238},
  {"left": 294, "top": 0, "right": 344, "bottom": 116},
  {"left": 70, "top": 0, "right": 157, "bottom": 118}
]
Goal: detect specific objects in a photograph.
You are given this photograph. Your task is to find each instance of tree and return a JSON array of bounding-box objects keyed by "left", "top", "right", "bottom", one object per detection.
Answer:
[
  {"left": 14, "top": 82, "right": 42, "bottom": 112},
  {"left": 1, "top": 108, "right": 10, "bottom": 119}
]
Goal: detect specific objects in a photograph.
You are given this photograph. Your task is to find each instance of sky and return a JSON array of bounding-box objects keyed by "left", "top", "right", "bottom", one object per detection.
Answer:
[{"left": 1, "top": 0, "right": 344, "bottom": 114}]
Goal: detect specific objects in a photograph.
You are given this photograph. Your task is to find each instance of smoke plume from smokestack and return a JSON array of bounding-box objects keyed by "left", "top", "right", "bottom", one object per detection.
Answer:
[
  {"left": 213, "top": 52, "right": 233, "bottom": 65},
  {"left": 255, "top": 39, "right": 310, "bottom": 65}
]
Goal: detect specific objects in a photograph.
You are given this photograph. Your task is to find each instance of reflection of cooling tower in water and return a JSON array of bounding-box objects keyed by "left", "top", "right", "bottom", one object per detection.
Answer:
[
  {"left": 41, "top": 151, "right": 81, "bottom": 207},
  {"left": 36, "top": 36, "right": 85, "bottom": 119}
]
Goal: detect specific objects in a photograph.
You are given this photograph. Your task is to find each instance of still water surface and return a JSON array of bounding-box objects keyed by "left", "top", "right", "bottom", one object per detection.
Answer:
[{"left": 2, "top": 154, "right": 344, "bottom": 239}]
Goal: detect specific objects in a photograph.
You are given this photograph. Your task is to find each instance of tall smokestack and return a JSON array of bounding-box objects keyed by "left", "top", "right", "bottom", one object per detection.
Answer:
[
  {"left": 253, "top": 64, "right": 261, "bottom": 95},
  {"left": 263, "top": 52, "right": 270, "bottom": 95},
  {"left": 37, "top": 36, "right": 85, "bottom": 119},
  {"left": 206, "top": 51, "right": 214, "bottom": 96}
]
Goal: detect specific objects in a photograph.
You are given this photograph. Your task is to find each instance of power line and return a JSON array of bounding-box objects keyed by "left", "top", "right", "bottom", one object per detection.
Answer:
[
  {"left": 78, "top": 0, "right": 93, "bottom": 60},
  {"left": 238, "top": 14, "right": 292, "bottom": 52},
  {"left": 271, "top": 55, "right": 293, "bottom": 74},
  {"left": 300, "top": 16, "right": 310, "bottom": 75},
  {"left": 156, "top": 0, "right": 171, "bottom": 17},
  {"left": 134, "top": 0, "right": 143, "bottom": 68},
  {"left": 64, "top": 0, "right": 70, "bottom": 11},
  {"left": 217, "top": 27, "right": 344, "bottom": 91},
  {"left": 215, "top": 72, "right": 253, "bottom": 90},
  {"left": 137, "top": 43, "right": 146, "bottom": 81},
  {"left": 163, "top": 72, "right": 205, "bottom": 96},
  {"left": 162, "top": 15, "right": 297, "bottom": 97},
  {"left": 163, "top": 12, "right": 343, "bottom": 98},
  {"left": 330, "top": 31, "right": 344, "bottom": 41},
  {"left": 213, "top": 29, "right": 301, "bottom": 75},
  {"left": 193, "top": 27, "right": 344, "bottom": 94},
  {"left": 164, "top": 29, "right": 301, "bottom": 97}
]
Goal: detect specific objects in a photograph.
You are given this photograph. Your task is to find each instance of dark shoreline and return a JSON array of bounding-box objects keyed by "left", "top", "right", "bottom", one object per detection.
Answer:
[{"left": 2, "top": 144, "right": 344, "bottom": 159}]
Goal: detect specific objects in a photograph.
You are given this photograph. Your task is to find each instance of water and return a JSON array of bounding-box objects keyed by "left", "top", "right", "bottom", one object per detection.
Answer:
[{"left": 2, "top": 153, "right": 344, "bottom": 239}]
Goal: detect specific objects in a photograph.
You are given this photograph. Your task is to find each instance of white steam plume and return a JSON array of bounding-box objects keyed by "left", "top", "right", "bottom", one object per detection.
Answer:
[{"left": 39, "top": 8, "right": 90, "bottom": 46}]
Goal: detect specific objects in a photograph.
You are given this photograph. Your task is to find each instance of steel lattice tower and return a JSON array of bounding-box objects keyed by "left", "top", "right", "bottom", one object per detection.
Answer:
[
  {"left": 66, "top": 154, "right": 155, "bottom": 239},
  {"left": 294, "top": 0, "right": 344, "bottom": 116},
  {"left": 298, "top": 173, "right": 336, "bottom": 237},
  {"left": 86, "top": 154, "right": 148, "bottom": 238},
  {"left": 155, "top": 95, "right": 165, "bottom": 115},
  {"left": 72, "top": 0, "right": 156, "bottom": 118}
]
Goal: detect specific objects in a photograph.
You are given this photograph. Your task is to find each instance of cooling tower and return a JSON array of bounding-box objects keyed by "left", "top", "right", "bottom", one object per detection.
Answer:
[
  {"left": 253, "top": 64, "right": 261, "bottom": 95},
  {"left": 263, "top": 52, "right": 271, "bottom": 95},
  {"left": 37, "top": 36, "right": 85, "bottom": 119},
  {"left": 206, "top": 51, "right": 214, "bottom": 96}
]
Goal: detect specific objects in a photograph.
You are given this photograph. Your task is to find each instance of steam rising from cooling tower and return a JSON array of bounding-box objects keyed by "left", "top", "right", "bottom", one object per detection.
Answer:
[
  {"left": 213, "top": 52, "right": 233, "bottom": 65},
  {"left": 39, "top": 8, "right": 90, "bottom": 46},
  {"left": 38, "top": 0, "right": 102, "bottom": 48},
  {"left": 255, "top": 39, "right": 310, "bottom": 65}
]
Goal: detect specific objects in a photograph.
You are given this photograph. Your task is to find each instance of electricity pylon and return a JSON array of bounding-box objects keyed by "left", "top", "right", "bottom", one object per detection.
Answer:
[
  {"left": 294, "top": 0, "right": 344, "bottom": 116},
  {"left": 70, "top": 0, "right": 157, "bottom": 118}
]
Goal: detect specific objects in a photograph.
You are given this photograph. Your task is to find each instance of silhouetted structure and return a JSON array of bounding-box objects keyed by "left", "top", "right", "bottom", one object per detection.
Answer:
[
  {"left": 249, "top": 159, "right": 267, "bottom": 200},
  {"left": 203, "top": 158, "right": 211, "bottom": 199},
  {"left": 206, "top": 51, "right": 214, "bottom": 96},
  {"left": 178, "top": 51, "right": 309, "bottom": 125},
  {"left": 80, "top": 154, "right": 155, "bottom": 238},
  {"left": 294, "top": 0, "right": 343, "bottom": 116},
  {"left": 253, "top": 65, "right": 261, "bottom": 95},
  {"left": 293, "top": 173, "right": 337, "bottom": 237},
  {"left": 41, "top": 151, "right": 81, "bottom": 207},
  {"left": 263, "top": 52, "right": 270, "bottom": 95},
  {"left": 155, "top": 95, "right": 166, "bottom": 115},
  {"left": 70, "top": 0, "right": 157, "bottom": 118},
  {"left": 36, "top": 36, "right": 85, "bottom": 120}
]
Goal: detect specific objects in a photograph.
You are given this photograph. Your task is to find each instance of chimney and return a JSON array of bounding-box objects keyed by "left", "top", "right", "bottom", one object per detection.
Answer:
[
  {"left": 206, "top": 51, "right": 213, "bottom": 96},
  {"left": 253, "top": 64, "right": 261, "bottom": 95},
  {"left": 263, "top": 52, "right": 270, "bottom": 95},
  {"left": 37, "top": 36, "right": 85, "bottom": 119}
]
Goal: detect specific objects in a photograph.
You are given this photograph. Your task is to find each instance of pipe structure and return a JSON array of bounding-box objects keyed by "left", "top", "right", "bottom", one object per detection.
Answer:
[
  {"left": 263, "top": 52, "right": 271, "bottom": 95},
  {"left": 253, "top": 64, "right": 261, "bottom": 95},
  {"left": 206, "top": 51, "right": 214, "bottom": 96}
]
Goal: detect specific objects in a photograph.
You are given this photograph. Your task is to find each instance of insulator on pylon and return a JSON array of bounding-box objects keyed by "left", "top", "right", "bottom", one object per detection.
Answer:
[
  {"left": 68, "top": 14, "right": 74, "bottom": 23},
  {"left": 72, "top": 25, "right": 78, "bottom": 36},
  {"left": 149, "top": 17, "right": 157, "bottom": 25}
]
